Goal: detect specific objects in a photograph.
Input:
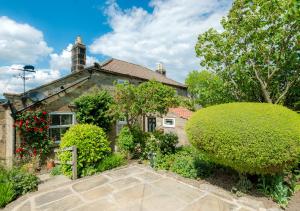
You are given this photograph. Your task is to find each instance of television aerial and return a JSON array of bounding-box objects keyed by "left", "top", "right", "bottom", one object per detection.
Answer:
[{"left": 13, "top": 65, "right": 36, "bottom": 96}]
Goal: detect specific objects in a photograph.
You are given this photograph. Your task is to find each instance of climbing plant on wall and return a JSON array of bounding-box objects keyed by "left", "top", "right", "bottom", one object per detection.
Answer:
[{"left": 14, "top": 111, "right": 52, "bottom": 159}]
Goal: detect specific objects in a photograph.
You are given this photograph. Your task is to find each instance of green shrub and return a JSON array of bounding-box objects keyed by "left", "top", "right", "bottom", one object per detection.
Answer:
[
  {"left": 117, "top": 125, "right": 147, "bottom": 158},
  {"left": 74, "top": 90, "right": 114, "bottom": 132},
  {"left": 50, "top": 165, "right": 62, "bottom": 176},
  {"left": 143, "top": 131, "right": 178, "bottom": 159},
  {"left": 97, "top": 153, "right": 126, "bottom": 172},
  {"left": 153, "top": 146, "right": 215, "bottom": 179},
  {"left": 186, "top": 103, "right": 300, "bottom": 175},
  {"left": 59, "top": 124, "right": 111, "bottom": 177},
  {"left": 0, "top": 183, "right": 15, "bottom": 208},
  {"left": 153, "top": 153, "right": 176, "bottom": 170},
  {"left": 171, "top": 154, "right": 198, "bottom": 179},
  {"left": 117, "top": 126, "right": 135, "bottom": 154},
  {"left": 8, "top": 168, "right": 39, "bottom": 196},
  {"left": 0, "top": 166, "right": 38, "bottom": 208}
]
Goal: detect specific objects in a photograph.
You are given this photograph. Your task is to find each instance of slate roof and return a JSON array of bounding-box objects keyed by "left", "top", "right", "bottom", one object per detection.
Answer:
[
  {"left": 101, "top": 58, "right": 186, "bottom": 88},
  {"left": 169, "top": 107, "right": 193, "bottom": 119}
]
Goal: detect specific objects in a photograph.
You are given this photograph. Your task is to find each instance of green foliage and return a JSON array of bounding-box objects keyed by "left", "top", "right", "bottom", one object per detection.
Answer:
[
  {"left": 0, "top": 166, "right": 38, "bottom": 207},
  {"left": 59, "top": 124, "right": 111, "bottom": 177},
  {"left": 0, "top": 183, "right": 15, "bottom": 208},
  {"left": 257, "top": 174, "right": 294, "bottom": 207},
  {"left": 117, "top": 126, "right": 136, "bottom": 155},
  {"left": 185, "top": 70, "right": 234, "bottom": 107},
  {"left": 178, "top": 96, "right": 196, "bottom": 111},
  {"left": 50, "top": 165, "right": 62, "bottom": 176},
  {"left": 97, "top": 153, "right": 126, "bottom": 172},
  {"left": 14, "top": 111, "right": 51, "bottom": 160},
  {"left": 233, "top": 175, "right": 253, "bottom": 194},
  {"left": 111, "top": 80, "right": 178, "bottom": 128},
  {"left": 186, "top": 103, "right": 300, "bottom": 175},
  {"left": 74, "top": 90, "right": 114, "bottom": 132},
  {"left": 153, "top": 146, "right": 215, "bottom": 179},
  {"left": 195, "top": 0, "right": 300, "bottom": 106},
  {"left": 117, "top": 125, "right": 147, "bottom": 158},
  {"left": 143, "top": 131, "right": 178, "bottom": 159},
  {"left": 170, "top": 153, "right": 198, "bottom": 179},
  {"left": 8, "top": 168, "right": 39, "bottom": 196}
]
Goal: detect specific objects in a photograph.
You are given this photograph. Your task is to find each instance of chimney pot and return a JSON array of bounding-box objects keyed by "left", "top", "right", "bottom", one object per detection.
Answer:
[{"left": 155, "top": 62, "right": 166, "bottom": 76}]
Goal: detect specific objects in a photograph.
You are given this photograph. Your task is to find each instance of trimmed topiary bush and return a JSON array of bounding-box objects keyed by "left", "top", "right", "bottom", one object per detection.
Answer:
[
  {"left": 59, "top": 124, "right": 111, "bottom": 177},
  {"left": 186, "top": 103, "right": 300, "bottom": 175}
]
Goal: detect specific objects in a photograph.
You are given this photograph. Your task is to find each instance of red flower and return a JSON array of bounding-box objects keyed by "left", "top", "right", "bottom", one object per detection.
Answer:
[
  {"left": 34, "top": 127, "right": 38, "bottom": 132},
  {"left": 42, "top": 111, "right": 47, "bottom": 115},
  {"left": 16, "top": 147, "right": 23, "bottom": 153},
  {"left": 40, "top": 128, "right": 43, "bottom": 132},
  {"left": 33, "top": 148, "right": 37, "bottom": 157},
  {"left": 19, "top": 120, "right": 23, "bottom": 127}
]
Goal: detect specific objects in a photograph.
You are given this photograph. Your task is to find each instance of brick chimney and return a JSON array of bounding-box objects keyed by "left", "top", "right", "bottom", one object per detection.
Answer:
[
  {"left": 155, "top": 62, "right": 166, "bottom": 76},
  {"left": 71, "top": 36, "right": 86, "bottom": 73}
]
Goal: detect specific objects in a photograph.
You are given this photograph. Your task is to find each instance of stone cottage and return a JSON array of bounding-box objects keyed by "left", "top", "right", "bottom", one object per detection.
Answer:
[{"left": 0, "top": 36, "right": 189, "bottom": 166}]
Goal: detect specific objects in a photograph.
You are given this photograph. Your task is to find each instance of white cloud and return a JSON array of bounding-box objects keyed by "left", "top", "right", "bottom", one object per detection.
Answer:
[
  {"left": 50, "top": 44, "right": 98, "bottom": 70},
  {"left": 0, "top": 65, "right": 61, "bottom": 95},
  {"left": 0, "top": 44, "right": 98, "bottom": 96},
  {"left": 0, "top": 16, "right": 53, "bottom": 64},
  {"left": 90, "top": 0, "right": 232, "bottom": 82}
]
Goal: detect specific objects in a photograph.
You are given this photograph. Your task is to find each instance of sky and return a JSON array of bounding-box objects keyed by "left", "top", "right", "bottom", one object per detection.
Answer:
[{"left": 0, "top": 0, "right": 232, "bottom": 98}]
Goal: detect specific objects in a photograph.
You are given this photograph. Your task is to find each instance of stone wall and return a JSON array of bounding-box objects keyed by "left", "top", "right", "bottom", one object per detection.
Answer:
[
  {"left": 0, "top": 105, "right": 14, "bottom": 166},
  {"left": 0, "top": 105, "right": 6, "bottom": 164},
  {"left": 148, "top": 113, "right": 190, "bottom": 146},
  {"left": 2, "top": 69, "right": 188, "bottom": 164}
]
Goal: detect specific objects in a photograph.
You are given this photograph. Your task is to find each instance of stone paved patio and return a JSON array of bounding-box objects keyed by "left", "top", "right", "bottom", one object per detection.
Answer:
[{"left": 4, "top": 164, "right": 280, "bottom": 211}]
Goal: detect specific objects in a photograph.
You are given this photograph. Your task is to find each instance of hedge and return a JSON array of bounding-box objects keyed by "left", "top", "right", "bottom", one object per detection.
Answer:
[{"left": 185, "top": 103, "right": 300, "bottom": 175}]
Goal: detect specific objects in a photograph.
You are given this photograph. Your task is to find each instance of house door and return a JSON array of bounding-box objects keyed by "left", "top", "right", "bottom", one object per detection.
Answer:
[{"left": 148, "top": 117, "right": 156, "bottom": 132}]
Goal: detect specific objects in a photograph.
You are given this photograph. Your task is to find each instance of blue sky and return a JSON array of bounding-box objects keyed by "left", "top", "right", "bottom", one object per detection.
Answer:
[{"left": 0, "top": 0, "right": 232, "bottom": 97}]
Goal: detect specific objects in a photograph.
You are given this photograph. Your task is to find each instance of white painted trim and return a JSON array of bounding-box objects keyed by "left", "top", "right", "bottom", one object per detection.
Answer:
[
  {"left": 49, "top": 112, "right": 75, "bottom": 143},
  {"left": 163, "top": 117, "right": 176, "bottom": 128},
  {"left": 117, "top": 79, "right": 128, "bottom": 84}
]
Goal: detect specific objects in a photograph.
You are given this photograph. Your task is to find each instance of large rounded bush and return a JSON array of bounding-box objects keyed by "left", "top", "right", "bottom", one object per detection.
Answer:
[
  {"left": 186, "top": 103, "right": 300, "bottom": 175},
  {"left": 59, "top": 124, "right": 111, "bottom": 177}
]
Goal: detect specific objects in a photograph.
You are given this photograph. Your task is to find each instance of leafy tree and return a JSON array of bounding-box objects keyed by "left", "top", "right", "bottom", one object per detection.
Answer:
[
  {"left": 111, "top": 80, "right": 179, "bottom": 129},
  {"left": 195, "top": 0, "right": 300, "bottom": 105},
  {"left": 185, "top": 70, "right": 234, "bottom": 107},
  {"left": 73, "top": 89, "right": 114, "bottom": 132}
]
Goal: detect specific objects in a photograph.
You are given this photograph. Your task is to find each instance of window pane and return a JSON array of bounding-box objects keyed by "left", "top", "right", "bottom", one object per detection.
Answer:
[
  {"left": 50, "top": 128, "right": 60, "bottom": 143},
  {"left": 165, "top": 119, "right": 174, "bottom": 125},
  {"left": 60, "top": 127, "right": 69, "bottom": 139},
  {"left": 61, "top": 114, "right": 73, "bottom": 125},
  {"left": 50, "top": 115, "right": 60, "bottom": 126}
]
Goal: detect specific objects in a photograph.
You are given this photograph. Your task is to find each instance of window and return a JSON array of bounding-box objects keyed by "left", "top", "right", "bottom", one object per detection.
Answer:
[
  {"left": 148, "top": 117, "right": 156, "bottom": 132},
  {"left": 49, "top": 112, "right": 75, "bottom": 143},
  {"left": 163, "top": 118, "right": 175, "bottom": 128},
  {"left": 117, "top": 79, "right": 128, "bottom": 84},
  {"left": 116, "top": 117, "right": 127, "bottom": 135}
]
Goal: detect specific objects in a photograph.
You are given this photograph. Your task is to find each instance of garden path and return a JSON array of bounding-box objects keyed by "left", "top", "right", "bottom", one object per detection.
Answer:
[{"left": 4, "top": 164, "right": 281, "bottom": 211}]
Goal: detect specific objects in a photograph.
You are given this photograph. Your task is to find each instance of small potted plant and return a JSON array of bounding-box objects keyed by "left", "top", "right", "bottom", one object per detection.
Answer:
[{"left": 46, "top": 158, "right": 55, "bottom": 170}]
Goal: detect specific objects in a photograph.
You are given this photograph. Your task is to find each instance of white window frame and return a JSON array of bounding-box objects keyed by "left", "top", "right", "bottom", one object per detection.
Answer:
[
  {"left": 117, "top": 79, "right": 128, "bottom": 84},
  {"left": 163, "top": 118, "right": 176, "bottom": 128},
  {"left": 116, "top": 117, "right": 127, "bottom": 135},
  {"left": 49, "top": 112, "right": 76, "bottom": 143}
]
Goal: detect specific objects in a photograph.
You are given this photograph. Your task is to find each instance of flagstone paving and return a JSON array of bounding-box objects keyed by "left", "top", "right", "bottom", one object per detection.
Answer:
[{"left": 4, "top": 164, "right": 281, "bottom": 211}]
